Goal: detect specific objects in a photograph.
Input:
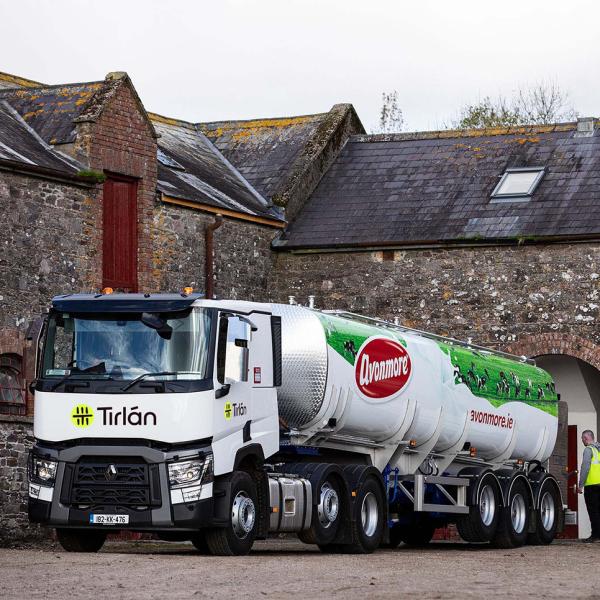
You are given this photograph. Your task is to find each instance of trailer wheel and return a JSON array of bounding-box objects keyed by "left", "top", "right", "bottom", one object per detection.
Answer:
[
  {"left": 492, "top": 478, "right": 531, "bottom": 548},
  {"left": 299, "top": 477, "right": 343, "bottom": 546},
  {"left": 527, "top": 480, "right": 560, "bottom": 545},
  {"left": 457, "top": 475, "right": 501, "bottom": 542},
  {"left": 205, "top": 471, "right": 258, "bottom": 556},
  {"left": 345, "top": 477, "right": 385, "bottom": 553},
  {"left": 56, "top": 528, "right": 106, "bottom": 552},
  {"left": 399, "top": 516, "right": 436, "bottom": 547}
]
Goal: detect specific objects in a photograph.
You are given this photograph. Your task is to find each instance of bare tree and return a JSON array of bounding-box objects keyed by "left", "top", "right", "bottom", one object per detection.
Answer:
[
  {"left": 452, "top": 82, "right": 577, "bottom": 129},
  {"left": 376, "top": 90, "right": 404, "bottom": 133}
]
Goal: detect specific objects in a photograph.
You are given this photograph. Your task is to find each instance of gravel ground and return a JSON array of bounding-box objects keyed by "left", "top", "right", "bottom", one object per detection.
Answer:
[{"left": 1, "top": 539, "right": 599, "bottom": 600}]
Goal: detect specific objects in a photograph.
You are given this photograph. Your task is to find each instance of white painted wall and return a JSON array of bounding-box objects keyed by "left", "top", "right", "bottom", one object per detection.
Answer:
[{"left": 537, "top": 355, "right": 600, "bottom": 538}]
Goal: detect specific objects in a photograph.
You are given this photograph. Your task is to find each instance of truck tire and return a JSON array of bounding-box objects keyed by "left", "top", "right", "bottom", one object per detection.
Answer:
[
  {"left": 457, "top": 474, "right": 501, "bottom": 542},
  {"left": 299, "top": 476, "right": 343, "bottom": 546},
  {"left": 205, "top": 471, "right": 258, "bottom": 556},
  {"left": 346, "top": 476, "right": 385, "bottom": 553},
  {"left": 399, "top": 516, "right": 436, "bottom": 547},
  {"left": 527, "top": 479, "right": 560, "bottom": 545},
  {"left": 492, "top": 478, "right": 531, "bottom": 548},
  {"left": 56, "top": 529, "right": 106, "bottom": 552}
]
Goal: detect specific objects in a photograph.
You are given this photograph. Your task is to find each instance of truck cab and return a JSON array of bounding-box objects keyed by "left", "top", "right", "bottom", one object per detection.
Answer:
[{"left": 29, "top": 293, "right": 281, "bottom": 553}]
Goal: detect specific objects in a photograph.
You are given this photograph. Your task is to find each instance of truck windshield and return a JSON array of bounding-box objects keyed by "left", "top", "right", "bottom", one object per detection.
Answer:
[{"left": 42, "top": 309, "right": 213, "bottom": 382}]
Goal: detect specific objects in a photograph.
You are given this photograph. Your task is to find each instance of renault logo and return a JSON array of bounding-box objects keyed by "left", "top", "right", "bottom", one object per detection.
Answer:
[{"left": 105, "top": 464, "right": 118, "bottom": 481}]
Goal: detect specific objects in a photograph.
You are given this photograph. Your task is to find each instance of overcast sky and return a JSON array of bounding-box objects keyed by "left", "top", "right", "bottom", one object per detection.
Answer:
[{"left": 1, "top": 0, "right": 598, "bottom": 132}]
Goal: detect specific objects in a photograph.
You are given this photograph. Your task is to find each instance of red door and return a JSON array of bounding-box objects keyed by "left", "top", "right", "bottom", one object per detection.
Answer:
[
  {"left": 563, "top": 424, "right": 579, "bottom": 538},
  {"left": 102, "top": 176, "right": 138, "bottom": 292}
]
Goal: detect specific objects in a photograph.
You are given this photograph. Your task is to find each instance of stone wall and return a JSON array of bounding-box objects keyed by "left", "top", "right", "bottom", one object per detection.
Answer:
[
  {"left": 153, "top": 203, "right": 278, "bottom": 300},
  {"left": 269, "top": 243, "right": 600, "bottom": 349},
  {"left": 0, "top": 170, "right": 99, "bottom": 333},
  {"left": 0, "top": 415, "right": 49, "bottom": 546}
]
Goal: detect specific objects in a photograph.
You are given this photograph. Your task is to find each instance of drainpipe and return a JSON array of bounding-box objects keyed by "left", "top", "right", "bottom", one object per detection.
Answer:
[{"left": 205, "top": 214, "right": 223, "bottom": 299}]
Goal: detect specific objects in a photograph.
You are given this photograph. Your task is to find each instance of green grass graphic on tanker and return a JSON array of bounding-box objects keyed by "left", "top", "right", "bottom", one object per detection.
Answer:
[
  {"left": 438, "top": 342, "right": 558, "bottom": 417},
  {"left": 316, "top": 313, "right": 406, "bottom": 366}
]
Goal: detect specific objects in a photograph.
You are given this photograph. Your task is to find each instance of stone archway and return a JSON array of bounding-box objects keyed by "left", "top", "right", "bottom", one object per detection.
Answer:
[
  {"left": 507, "top": 333, "right": 600, "bottom": 373},
  {"left": 507, "top": 333, "right": 600, "bottom": 539}
]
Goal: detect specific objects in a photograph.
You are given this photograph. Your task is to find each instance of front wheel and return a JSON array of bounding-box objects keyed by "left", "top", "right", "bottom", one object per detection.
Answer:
[
  {"left": 56, "top": 528, "right": 106, "bottom": 552},
  {"left": 205, "top": 471, "right": 258, "bottom": 556}
]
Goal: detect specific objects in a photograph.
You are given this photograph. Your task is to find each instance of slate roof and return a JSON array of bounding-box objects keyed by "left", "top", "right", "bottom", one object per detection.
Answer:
[
  {"left": 276, "top": 123, "right": 600, "bottom": 249},
  {"left": 0, "top": 81, "right": 104, "bottom": 144},
  {"left": 199, "top": 113, "right": 330, "bottom": 200},
  {"left": 0, "top": 101, "right": 80, "bottom": 173},
  {"left": 151, "top": 114, "right": 283, "bottom": 221}
]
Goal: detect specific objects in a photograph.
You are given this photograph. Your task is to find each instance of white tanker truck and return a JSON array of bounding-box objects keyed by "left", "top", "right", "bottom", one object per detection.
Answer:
[{"left": 28, "top": 293, "right": 564, "bottom": 555}]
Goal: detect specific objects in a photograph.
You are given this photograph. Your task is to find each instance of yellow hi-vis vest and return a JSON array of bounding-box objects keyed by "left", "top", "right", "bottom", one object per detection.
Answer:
[{"left": 585, "top": 446, "right": 600, "bottom": 486}]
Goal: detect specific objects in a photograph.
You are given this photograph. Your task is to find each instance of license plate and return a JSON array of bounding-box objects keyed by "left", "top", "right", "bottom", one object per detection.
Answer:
[{"left": 89, "top": 514, "right": 129, "bottom": 525}]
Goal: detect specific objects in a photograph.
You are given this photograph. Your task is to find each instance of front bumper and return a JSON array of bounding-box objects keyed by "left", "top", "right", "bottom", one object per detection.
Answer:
[{"left": 28, "top": 442, "right": 215, "bottom": 532}]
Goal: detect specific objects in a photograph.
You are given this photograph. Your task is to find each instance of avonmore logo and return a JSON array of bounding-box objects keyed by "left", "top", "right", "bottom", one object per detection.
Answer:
[
  {"left": 470, "top": 409, "right": 514, "bottom": 429},
  {"left": 355, "top": 337, "right": 412, "bottom": 399}
]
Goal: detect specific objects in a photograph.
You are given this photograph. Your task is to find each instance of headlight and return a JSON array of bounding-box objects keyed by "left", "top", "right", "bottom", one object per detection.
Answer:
[
  {"left": 168, "top": 454, "right": 213, "bottom": 488},
  {"left": 29, "top": 455, "right": 58, "bottom": 484}
]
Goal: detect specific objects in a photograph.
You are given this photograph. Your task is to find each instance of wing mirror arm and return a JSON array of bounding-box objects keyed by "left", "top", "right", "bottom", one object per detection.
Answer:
[{"left": 215, "top": 384, "right": 231, "bottom": 399}]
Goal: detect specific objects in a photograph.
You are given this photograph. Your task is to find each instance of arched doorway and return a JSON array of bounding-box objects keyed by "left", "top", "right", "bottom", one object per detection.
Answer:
[
  {"left": 536, "top": 355, "right": 600, "bottom": 539},
  {"left": 508, "top": 334, "right": 600, "bottom": 539}
]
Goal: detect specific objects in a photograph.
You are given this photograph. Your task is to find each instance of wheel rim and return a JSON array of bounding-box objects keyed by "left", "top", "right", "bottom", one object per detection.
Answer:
[
  {"left": 231, "top": 491, "right": 255, "bottom": 539},
  {"left": 479, "top": 484, "right": 496, "bottom": 527},
  {"left": 361, "top": 491, "right": 379, "bottom": 537},
  {"left": 318, "top": 482, "right": 339, "bottom": 529},
  {"left": 540, "top": 490, "right": 555, "bottom": 531},
  {"left": 510, "top": 493, "right": 527, "bottom": 534}
]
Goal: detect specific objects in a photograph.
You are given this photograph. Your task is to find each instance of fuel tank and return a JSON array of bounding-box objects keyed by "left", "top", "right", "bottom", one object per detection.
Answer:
[{"left": 271, "top": 304, "right": 558, "bottom": 463}]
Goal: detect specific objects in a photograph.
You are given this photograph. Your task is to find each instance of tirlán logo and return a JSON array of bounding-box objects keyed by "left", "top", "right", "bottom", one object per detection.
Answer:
[
  {"left": 71, "top": 404, "right": 94, "bottom": 428},
  {"left": 355, "top": 337, "right": 412, "bottom": 399}
]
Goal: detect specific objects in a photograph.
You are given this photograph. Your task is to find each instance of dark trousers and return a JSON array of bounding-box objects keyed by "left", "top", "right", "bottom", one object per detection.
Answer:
[{"left": 584, "top": 484, "right": 600, "bottom": 538}]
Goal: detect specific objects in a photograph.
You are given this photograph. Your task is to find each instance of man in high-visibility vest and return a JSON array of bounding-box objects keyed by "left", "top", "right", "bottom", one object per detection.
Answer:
[{"left": 578, "top": 429, "right": 600, "bottom": 542}]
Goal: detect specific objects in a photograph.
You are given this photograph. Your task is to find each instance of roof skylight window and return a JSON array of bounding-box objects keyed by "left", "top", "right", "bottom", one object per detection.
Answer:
[{"left": 491, "top": 167, "right": 545, "bottom": 201}]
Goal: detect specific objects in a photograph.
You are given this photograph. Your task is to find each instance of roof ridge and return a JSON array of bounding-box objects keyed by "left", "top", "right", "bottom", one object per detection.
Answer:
[
  {"left": 0, "top": 71, "right": 45, "bottom": 88},
  {"left": 0, "top": 80, "right": 104, "bottom": 94},
  {"left": 198, "top": 112, "right": 328, "bottom": 130},
  {"left": 352, "top": 121, "right": 584, "bottom": 143},
  {"left": 148, "top": 111, "right": 197, "bottom": 130}
]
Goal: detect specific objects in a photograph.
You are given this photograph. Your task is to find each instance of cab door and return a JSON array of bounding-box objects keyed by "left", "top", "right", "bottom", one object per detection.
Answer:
[{"left": 211, "top": 311, "right": 279, "bottom": 476}]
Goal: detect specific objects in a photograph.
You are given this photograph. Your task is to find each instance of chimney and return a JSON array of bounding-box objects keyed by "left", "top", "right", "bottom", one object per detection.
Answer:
[{"left": 575, "top": 116, "right": 595, "bottom": 137}]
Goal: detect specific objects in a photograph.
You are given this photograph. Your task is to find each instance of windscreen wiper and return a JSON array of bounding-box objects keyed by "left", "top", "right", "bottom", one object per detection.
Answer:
[
  {"left": 50, "top": 362, "right": 108, "bottom": 391},
  {"left": 120, "top": 371, "right": 179, "bottom": 392},
  {"left": 120, "top": 371, "right": 203, "bottom": 392}
]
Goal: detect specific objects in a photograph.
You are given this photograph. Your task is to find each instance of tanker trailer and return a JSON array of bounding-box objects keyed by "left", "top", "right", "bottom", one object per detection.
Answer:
[
  {"left": 271, "top": 305, "right": 563, "bottom": 550},
  {"left": 29, "top": 294, "right": 563, "bottom": 555}
]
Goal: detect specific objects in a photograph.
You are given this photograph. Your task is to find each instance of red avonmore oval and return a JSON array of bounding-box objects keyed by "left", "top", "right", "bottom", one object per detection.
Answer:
[{"left": 355, "top": 337, "right": 412, "bottom": 399}]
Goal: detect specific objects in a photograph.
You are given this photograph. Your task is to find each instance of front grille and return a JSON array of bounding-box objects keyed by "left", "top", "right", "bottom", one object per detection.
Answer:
[
  {"left": 72, "top": 486, "right": 150, "bottom": 506},
  {"left": 76, "top": 463, "right": 147, "bottom": 485},
  {"left": 62, "top": 457, "right": 161, "bottom": 509}
]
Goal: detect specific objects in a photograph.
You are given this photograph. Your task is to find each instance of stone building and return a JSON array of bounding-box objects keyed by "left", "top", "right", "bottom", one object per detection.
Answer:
[{"left": 0, "top": 67, "right": 598, "bottom": 541}]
